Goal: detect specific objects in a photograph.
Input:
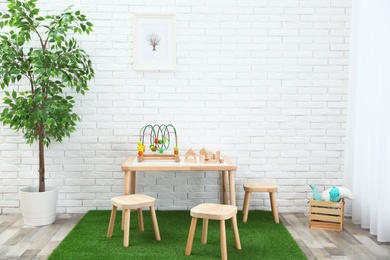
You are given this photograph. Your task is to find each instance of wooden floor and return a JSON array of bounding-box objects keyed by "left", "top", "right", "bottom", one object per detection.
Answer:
[
  {"left": 0, "top": 214, "right": 84, "bottom": 260},
  {"left": 1, "top": 213, "right": 389, "bottom": 259},
  {"left": 281, "top": 213, "right": 390, "bottom": 260}
]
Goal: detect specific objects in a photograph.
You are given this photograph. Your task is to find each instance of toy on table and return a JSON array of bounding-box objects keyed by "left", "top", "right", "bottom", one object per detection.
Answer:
[
  {"left": 137, "top": 124, "right": 179, "bottom": 162},
  {"left": 184, "top": 149, "right": 197, "bottom": 163},
  {"left": 183, "top": 148, "right": 225, "bottom": 164},
  {"left": 199, "top": 148, "right": 224, "bottom": 164},
  {"left": 309, "top": 184, "right": 353, "bottom": 202}
]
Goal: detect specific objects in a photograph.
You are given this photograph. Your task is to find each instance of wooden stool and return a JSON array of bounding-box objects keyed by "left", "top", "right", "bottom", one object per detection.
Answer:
[
  {"left": 185, "top": 203, "right": 241, "bottom": 260},
  {"left": 242, "top": 182, "right": 279, "bottom": 223},
  {"left": 107, "top": 194, "right": 161, "bottom": 247}
]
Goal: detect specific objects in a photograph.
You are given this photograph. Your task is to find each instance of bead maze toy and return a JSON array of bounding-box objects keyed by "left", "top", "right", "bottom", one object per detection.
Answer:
[{"left": 137, "top": 124, "right": 179, "bottom": 162}]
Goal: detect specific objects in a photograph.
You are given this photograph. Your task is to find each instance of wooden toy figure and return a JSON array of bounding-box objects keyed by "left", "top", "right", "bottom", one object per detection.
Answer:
[
  {"left": 329, "top": 186, "right": 341, "bottom": 202},
  {"left": 185, "top": 149, "right": 197, "bottom": 163}
]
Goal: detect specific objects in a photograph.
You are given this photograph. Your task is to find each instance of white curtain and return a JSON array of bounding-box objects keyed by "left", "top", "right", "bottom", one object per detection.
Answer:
[{"left": 344, "top": 0, "right": 390, "bottom": 242}]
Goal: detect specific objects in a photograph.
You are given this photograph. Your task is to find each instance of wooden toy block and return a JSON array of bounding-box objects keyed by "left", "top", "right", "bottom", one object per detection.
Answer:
[
  {"left": 185, "top": 149, "right": 197, "bottom": 163},
  {"left": 198, "top": 149, "right": 222, "bottom": 164}
]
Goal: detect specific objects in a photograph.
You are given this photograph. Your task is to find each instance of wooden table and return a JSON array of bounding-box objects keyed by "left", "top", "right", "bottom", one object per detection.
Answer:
[{"left": 121, "top": 156, "right": 238, "bottom": 206}]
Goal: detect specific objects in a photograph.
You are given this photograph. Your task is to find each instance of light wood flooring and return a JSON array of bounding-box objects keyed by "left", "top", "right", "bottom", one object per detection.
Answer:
[
  {"left": 1, "top": 212, "right": 389, "bottom": 259},
  {"left": 281, "top": 213, "right": 390, "bottom": 260}
]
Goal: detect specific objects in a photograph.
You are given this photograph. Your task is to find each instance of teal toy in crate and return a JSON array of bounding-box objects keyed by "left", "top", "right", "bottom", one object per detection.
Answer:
[
  {"left": 329, "top": 186, "right": 341, "bottom": 202},
  {"left": 309, "top": 184, "right": 353, "bottom": 202}
]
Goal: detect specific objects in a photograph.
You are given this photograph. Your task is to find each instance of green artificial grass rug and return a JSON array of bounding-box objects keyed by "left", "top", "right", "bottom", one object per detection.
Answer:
[{"left": 49, "top": 210, "right": 307, "bottom": 260}]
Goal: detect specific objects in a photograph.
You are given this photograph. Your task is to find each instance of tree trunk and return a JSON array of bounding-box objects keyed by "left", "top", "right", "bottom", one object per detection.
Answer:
[{"left": 38, "top": 124, "right": 45, "bottom": 192}]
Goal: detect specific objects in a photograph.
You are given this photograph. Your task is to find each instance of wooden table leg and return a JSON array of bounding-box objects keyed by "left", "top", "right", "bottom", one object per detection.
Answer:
[
  {"left": 270, "top": 192, "right": 279, "bottom": 223},
  {"left": 123, "top": 170, "right": 131, "bottom": 195},
  {"left": 130, "top": 171, "right": 136, "bottom": 194},
  {"left": 222, "top": 171, "right": 228, "bottom": 204},
  {"left": 122, "top": 170, "right": 136, "bottom": 229},
  {"left": 122, "top": 171, "right": 131, "bottom": 229},
  {"left": 229, "top": 170, "right": 236, "bottom": 206}
]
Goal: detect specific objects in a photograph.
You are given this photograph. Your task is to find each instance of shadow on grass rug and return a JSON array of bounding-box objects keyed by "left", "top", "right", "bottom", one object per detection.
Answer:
[{"left": 49, "top": 210, "right": 307, "bottom": 260}]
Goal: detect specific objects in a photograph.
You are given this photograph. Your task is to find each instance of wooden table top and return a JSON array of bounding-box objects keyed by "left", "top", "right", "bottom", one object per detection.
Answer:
[{"left": 122, "top": 156, "right": 237, "bottom": 171}]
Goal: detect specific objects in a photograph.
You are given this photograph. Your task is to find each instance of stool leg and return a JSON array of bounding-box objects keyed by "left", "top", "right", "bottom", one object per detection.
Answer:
[
  {"left": 123, "top": 209, "right": 131, "bottom": 247},
  {"left": 137, "top": 208, "right": 144, "bottom": 232},
  {"left": 220, "top": 220, "right": 227, "bottom": 260},
  {"left": 201, "top": 219, "right": 209, "bottom": 244},
  {"left": 185, "top": 217, "right": 198, "bottom": 256},
  {"left": 149, "top": 205, "right": 161, "bottom": 241},
  {"left": 242, "top": 191, "right": 251, "bottom": 222},
  {"left": 269, "top": 192, "right": 279, "bottom": 223},
  {"left": 231, "top": 215, "right": 241, "bottom": 250},
  {"left": 107, "top": 205, "right": 117, "bottom": 237},
  {"left": 121, "top": 210, "right": 124, "bottom": 230},
  {"left": 222, "top": 171, "right": 228, "bottom": 204}
]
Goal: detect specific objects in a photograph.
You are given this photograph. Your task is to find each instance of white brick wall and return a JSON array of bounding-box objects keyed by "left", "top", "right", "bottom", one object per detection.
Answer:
[{"left": 0, "top": 0, "right": 351, "bottom": 214}]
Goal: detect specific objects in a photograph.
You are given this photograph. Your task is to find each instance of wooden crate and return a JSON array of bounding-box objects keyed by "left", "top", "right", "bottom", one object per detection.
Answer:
[{"left": 309, "top": 199, "right": 344, "bottom": 231}]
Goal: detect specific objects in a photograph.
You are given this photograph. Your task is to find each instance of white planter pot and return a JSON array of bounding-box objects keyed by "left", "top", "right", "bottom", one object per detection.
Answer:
[{"left": 19, "top": 186, "right": 59, "bottom": 226}]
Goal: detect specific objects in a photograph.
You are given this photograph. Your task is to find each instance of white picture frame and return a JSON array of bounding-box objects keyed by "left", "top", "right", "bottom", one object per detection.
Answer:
[{"left": 133, "top": 14, "right": 176, "bottom": 70}]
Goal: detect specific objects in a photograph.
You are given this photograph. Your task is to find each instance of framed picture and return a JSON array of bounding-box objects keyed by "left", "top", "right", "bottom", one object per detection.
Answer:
[{"left": 133, "top": 14, "right": 176, "bottom": 70}]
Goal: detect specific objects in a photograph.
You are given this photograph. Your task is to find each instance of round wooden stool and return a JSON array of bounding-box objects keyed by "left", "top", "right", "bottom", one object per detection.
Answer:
[
  {"left": 185, "top": 203, "right": 241, "bottom": 260},
  {"left": 242, "top": 182, "right": 279, "bottom": 223},
  {"left": 107, "top": 194, "right": 161, "bottom": 247}
]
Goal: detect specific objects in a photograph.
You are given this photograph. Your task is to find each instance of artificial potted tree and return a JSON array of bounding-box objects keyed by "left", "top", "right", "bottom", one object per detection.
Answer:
[{"left": 0, "top": 0, "right": 94, "bottom": 226}]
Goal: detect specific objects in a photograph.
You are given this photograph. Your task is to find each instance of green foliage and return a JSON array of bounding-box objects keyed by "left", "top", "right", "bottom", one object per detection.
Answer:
[{"left": 0, "top": 0, "right": 94, "bottom": 190}]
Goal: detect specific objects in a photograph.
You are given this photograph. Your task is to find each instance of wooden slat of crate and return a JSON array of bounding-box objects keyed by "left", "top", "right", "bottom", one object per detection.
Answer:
[
  {"left": 309, "top": 199, "right": 344, "bottom": 231},
  {"left": 310, "top": 200, "right": 343, "bottom": 208},
  {"left": 311, "top": 206, "right": 342, "bottom": 216},
  {"left": 310, "top": 221, "right": 342, "bottom": 231},
  {"left": 311, "top": 214, "right": 342, "bottom": 223}
]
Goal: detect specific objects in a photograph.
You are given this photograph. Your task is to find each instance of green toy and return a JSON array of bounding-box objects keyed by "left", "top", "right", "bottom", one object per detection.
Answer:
[
  {"left": 309, "top": 184, "right": 322, "bottom": 201},
  {"left": 329, "top": 186, "right": 341, "bottom": 202}
]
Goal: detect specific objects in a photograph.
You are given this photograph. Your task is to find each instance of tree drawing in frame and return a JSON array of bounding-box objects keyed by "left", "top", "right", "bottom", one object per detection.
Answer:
[
  {"left": 141, "top": 23, "right": 167, "bottom": 60},
  {"left": 146, "top": 32, "right": 161, "bottom": 51},
  {"left": 133, "top": 14, "right": 176, "bottom": 70}
]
